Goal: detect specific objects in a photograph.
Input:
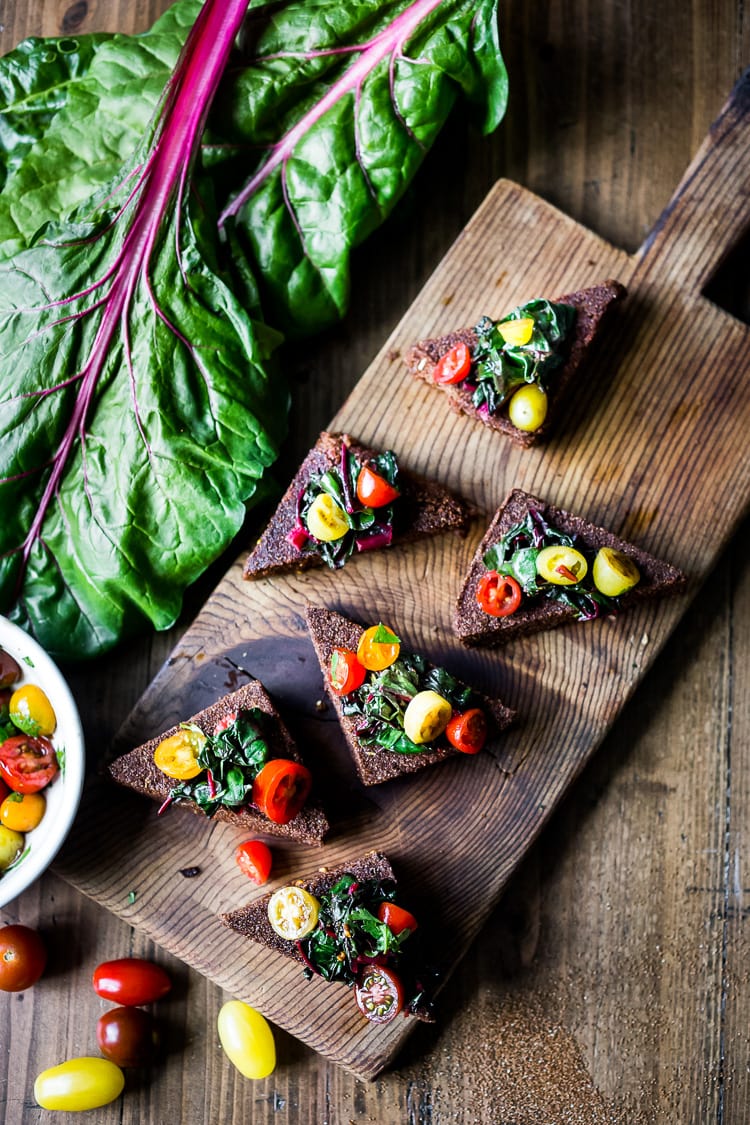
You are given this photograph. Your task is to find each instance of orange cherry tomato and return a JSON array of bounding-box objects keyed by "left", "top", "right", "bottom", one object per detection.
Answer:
[
  {"left": 356, "top": 624, "right": 400, "bottom": 671},
  {"left": 355, "top": 966, "right": 404, "bottom": 1023},
  {"left": 432, "top": 342, "right": 471, "bottom": 385},
  {"left": 252, "top": 759, "right": 312, "bottom": 825},
  {"left": 329, "top": 648, "right": 367, "bottom": 696},
  {"left": 445, "top": 708, "right": 488, "bottom": 754},
  {"left": 356, "top": 465, "right": 400, "bottom": 508},
  {"left": 235, "top": 839, "right": 273, "bottom": 885},
  {"left": 476, "top": 572, "right": 522, "bottom": 618},
  {"left": 376, "top": 901, "right": 418, "bottom": 936}
]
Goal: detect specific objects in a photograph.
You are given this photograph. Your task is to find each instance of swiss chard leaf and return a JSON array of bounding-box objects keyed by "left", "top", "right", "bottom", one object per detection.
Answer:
[
  {"left": 301, "top": 874, "right": 406, "bottom": 984},
  {"left": 169, "top": 709, "right": 271, "bottom": 816}
]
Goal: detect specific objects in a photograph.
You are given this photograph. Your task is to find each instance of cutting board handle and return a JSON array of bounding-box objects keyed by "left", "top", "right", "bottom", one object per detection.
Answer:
[{"left": 636, "top": 67, "right": 750, "bottom": 293}]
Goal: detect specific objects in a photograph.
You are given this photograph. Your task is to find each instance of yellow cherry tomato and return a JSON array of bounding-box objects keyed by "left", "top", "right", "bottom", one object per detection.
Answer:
[
  {"left": 0, "top": 825, "right": 24, "bottom": 871},
  {"left": 536, "top": 545, "right": 588, "bottom": 586},
  {"left": 356, "top": 624, "right": 400, "bottom": 671},
  {"left": 267, "top": 886, "right": 320, "bottom": 940},
  {"left": 403, "top": 690, "right": 452, "bottom": 745},
  {"left": 34, "top": 1057, "right": 125, "bottom": 1111},
  {"left": 498, "top": 316, "right": 534, "bottom": 347},
  {"left": 8, "top": 685, "right": 56, "bottom": 737},
  {"left": 593, "top": 547, "right": 641, "bottom": 597},
  {"left": 0, "top": 791, "right": 46, "bottom": 833},
  {"left": 218, "top": 1000, "right": 276, "bottom": 1080},
  {"left": 153, "top": 725, "right": 206, "bottom": 780},
  {"left": 305, "top": 493, "right": 349, "bottom": 542},
  {"left": 508, "top": 384, "right": 548, "bottom": 432}
]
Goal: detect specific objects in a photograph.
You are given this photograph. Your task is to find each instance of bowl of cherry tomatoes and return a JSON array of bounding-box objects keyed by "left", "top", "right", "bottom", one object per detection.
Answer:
[{"left": 0, "top": 616, "right": 84, "bottom": 908}]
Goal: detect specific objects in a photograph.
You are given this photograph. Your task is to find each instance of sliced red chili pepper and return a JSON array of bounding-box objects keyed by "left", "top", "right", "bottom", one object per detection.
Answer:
[
  {"left": 476, "top": 572, "right": 522, "bottom": 618},
  {"left": 432, "top": 342, "right": 471, "bottom": 385}
]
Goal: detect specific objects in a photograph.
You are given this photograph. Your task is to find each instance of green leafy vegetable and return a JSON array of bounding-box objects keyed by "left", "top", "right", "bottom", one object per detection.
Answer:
[{"left": 168, "top": 710, "right": 271, "bottom": 816}]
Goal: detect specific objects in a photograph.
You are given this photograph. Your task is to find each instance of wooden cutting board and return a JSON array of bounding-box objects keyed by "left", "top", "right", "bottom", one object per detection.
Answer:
[{"left": 55, "top": 74, "right": 750, "bottom": 1080}]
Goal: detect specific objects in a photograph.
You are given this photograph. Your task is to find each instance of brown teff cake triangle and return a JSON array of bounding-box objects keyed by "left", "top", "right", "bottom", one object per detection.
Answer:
[
  {"left": 243, "top": 431, "right": 471, "bottom": 580},
  {"left": 454, "top": 489, "right": 687, "bottom": 647},
  {"left": 404, "top": 281, "right": 626, "bottom": 446},
  {"left": 109, "top": 680, "right": 329, "bottom": 846},
  {"left": 305, "top": 605, "right": 515, "bottom": 786}
]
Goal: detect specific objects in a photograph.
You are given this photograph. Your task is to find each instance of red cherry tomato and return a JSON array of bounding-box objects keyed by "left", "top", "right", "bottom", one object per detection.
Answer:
[
  {"left": 432, "top": 342, "right": 471, "bottom": 385},
  {"left": 235, "top": 839, "right": 273, "bottom": 885},
  {"left": 376, "top": 901, "right": 418, "bottom": 936},
  {"left": 0, "top": 924, "right": 47, "bottom": 992},
  {"left": 329, "top": 648, "right": 367, "bottom": 696},
  {"left": 355, "top": 966, "right": 404, "bottom": 1023},
  {"left": 356, "top": 465, "right": 400, "bottom": 508},
  {"left": 0, "top": 734, "right": 59, "bottom": 793},
  {"left": 92, "top": 958, "right": 172, "bottom": 1006},
  {"left": 97, "top": 1006, "right": 160, "bottom": 1067},
  {"left": 445, "top": 708, "right": 488, "bottom": 754},
  {"left": 476, "top": 571, "right": 522, "bottom": 618},
  {"left": 252, "top": 759, "right": 312, "bottom": 825}
]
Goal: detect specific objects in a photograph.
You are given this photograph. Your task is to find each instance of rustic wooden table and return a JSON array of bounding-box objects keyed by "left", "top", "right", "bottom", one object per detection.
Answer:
[{"left": 1, "top": 2, "right": 749, "bottom": 1122}]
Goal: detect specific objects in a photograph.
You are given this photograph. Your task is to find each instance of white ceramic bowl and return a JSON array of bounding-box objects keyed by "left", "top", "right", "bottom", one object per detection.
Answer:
[{"left": 0, "top": 616, "right": 85, "bottom": 908}]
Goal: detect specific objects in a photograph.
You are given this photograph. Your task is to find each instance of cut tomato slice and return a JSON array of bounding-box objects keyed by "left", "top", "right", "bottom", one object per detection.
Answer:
[
  {"left": 235, "top": 839, "right": 273, "bottom": 885},
  {"left": 0, "top": 735, "right": 59, "bottom": 794},
  {"left": 376, "top": 901, "right": 418, "bottom": 936},
  {"left": 153, "top": 726, "right": 206, "bottom": 780},
  {"left": 355, "top": 966, "right": 404, "bottom": 1023},
  {"left": 476, "top": 571, "right": 522, "bottom": 617},
  {"left": 356, "top": 465, "right": 400, "bottom": 508},
  {"left": 356, "top": 624, "right": 400, "bottom": 671},
  {"left": 432, "top": 342, "right": 471, "bottom": 385},
  {"left": 329, "top": 648, "right": 367, "bottom": 696},
  {"left": 445, "top": 708, "right": 487, "bottom": 754},
  {"left": 267, "top": 886, "right": 319, "bottom": 940},
  {"left": 252, "top": 759, "right": 312, "bottom": 825}
]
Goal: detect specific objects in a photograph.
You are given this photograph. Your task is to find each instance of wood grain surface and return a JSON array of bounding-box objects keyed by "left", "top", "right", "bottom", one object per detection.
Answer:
[{"left": 2, "top": 2, "right": 750, "bottom": 1122}]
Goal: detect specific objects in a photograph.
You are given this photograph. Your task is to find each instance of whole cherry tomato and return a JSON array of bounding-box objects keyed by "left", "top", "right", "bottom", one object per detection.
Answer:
[
  {"left": 476, "top": 571, "right": 523, "bottom": 618},
  {"left": 0, "top": 649, "right": 21, "bottom": 689},
  {"left": 92, "top": 958, "right": 172, "bottom": 1006},
  {"left": 376, "top": 901, "right": 418, "bottom": 936},
  {"left": 0, "top": 734, "right": 59, "bottom": 793},
  {"left": 356, "top": 465, "right": 400, "bottom": 508},
  {"left": 432, "top": 341, "right": 472, "bottom": 385},
  {"left": 218, "top": 1000, "right": 276, "bottom": 1079},
  {"left": 97, "top": 1006, "right": 160, "bottom": 1067},
  {"left": 235, "top": 839, "right": 273, "bottom": 885},
  {"left": 329, "top": 648, "right": 367, "bottom": 696},
  {"left": 0, "top": 924, "right": 47, "bottom": 991},
  {"left": 9, "top": 684, "right": 57, "bottom": 737},
  {"left": 445, "top": 708, "right": 488, "bottom": 754},
  {"left": 355, "top": 966, "right": 404, "bottom": 1023},
  {"left": 252, "top": 759, "right": 312, "bottom": 825}
]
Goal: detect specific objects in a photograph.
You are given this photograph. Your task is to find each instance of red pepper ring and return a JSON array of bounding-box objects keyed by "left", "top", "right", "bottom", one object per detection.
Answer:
[{"left": 476, "top": 571, "right": 522, "bottom": 618}]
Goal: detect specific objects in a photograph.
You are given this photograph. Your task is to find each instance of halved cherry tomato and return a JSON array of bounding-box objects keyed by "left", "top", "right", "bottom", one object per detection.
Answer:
[
  {"left": 252, "top": 759, "right": 312, "bottom": 825},
  {"left": 0, "top": 924, "right": 47, "bottom": 991},
  {"left": 432, "top": 342, "right": 471, "bottom": 385},
  {"left": 355, "top": 966, "right": 404, "bottom": 1023},
  {"left": 97, "top": 1006, "right": 160, "bottom": 1067},
  {"left": 93, "top": 958, "right": 172, "bottom": 1006},
  {"left": 356, "top": 465, "right": 400, "bottom": 508},
  {"left": 356, "top": 624, "right": 400, "bottom": 671},
  {"left": 376, "top": 901, "right": 418, "bottom": 936},
  {"left": 445, "top": 708, "right": 488, "bottom": 755},
  {"left": 235, "top": 839, "right": 273, "bottom": 885},
  {"left": 476, "top": 571, "right": 523, "bottom": 618},
  {"left": 153, "top": 725, "right": 206, "bottom": 780},
  {"left": 0, "top": 734, "right": 58, "bottom": 793},
  {"left": 329, "top": 648, "right": 367, "bottom": 696},
  {"left": 267, "top": 886, "right": 320, "bottom": 940}
]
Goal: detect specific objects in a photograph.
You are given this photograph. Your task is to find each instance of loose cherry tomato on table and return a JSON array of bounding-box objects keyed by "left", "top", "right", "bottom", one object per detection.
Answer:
[
  {"left": 445, "top": 708, "right": 488, "bottom": 755},
  {"left": 0, "top": 924, "right": 47, "bottom": 991},
  {"left": 356, "top": 465, "right": 400, "bottom": 508},
  {"left": 218, "top": 1000, "right": 276, "bottom": 1080},
  {"left": 235, "top": 839, "right": 273, "bottom": 885},
  {"left": 252, "top": 759, "right": 311, "bottom": 825},
  {"left": 356, "top": 624, "right": 401, "bottom": 671},
  {"left": 355, "top": 966, "right": 404, "bottom": 1023},
  {"left": 376, "top": 901, "right": 418, "bottom": 936},
  {"left": 93, "top": 957, "right": 172, "bottom": 1006},
  {"left": 34, "top": 1057, "right": 125, "bottom": 1111},
  {"left": 97, "top": 1006, "right": 160, "bottom": 1067},
  {"left": 476, "top": 571, "right": 523, "bottom": 618},
  {"left": 329, "top": 648, "right": 367, "bottom": 696},
  {"left": 0, "top": 734, "right": 58, "bottom": 794},
  {"left": 432, "top": 342, "right": 472, "bottom": 385}
]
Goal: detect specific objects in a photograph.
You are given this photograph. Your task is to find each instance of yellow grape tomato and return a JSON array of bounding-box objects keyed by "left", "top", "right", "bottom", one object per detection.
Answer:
[
  {"left": 218, "top": 1000, "right": 276, "bottom": 1080},
  {"left": 305, "top": 493, "right": 349, "bottom": 542},
  {"left": 8, "top": 685, "right": 56, "bottom": 737},
  {"left": 34, "top": 1057, "right": 125, "bottom": 1111},
  {"left": 593, "top": 547, "right": 640, "bottom": 597},
  {"left": 153, "top": 725, "right": 206, "bottom": 780},
  {"left": 403, "top": 691, "right": 452, "bottom": 745},
  {"left": 0, "top": 791, "right": 46, "bottom": 832},
  {"left": 536, "top": 545, "right": 588, "bottom": 586}
]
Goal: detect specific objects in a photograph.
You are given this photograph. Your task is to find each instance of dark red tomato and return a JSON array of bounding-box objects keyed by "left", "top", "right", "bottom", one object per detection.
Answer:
[
  {"left": 0, "top": 778, "right": 9, "bottom": 805},
  {"left": 376, "top": 901, "right": 418, "bottom": 936},
  {"left": 445, "top": 708, "right": 488, "bottom": 755},
  {"left": 329, "top": 648, "right": 367, "bottom": 696},
  {"left": 356, "top": 465, "right": 400, "bottom": 508},
  {"left": 476, "top": 571, "right": 522, "bottom": 618},
  {"left": 355, "top": 966, "right": 404, "bottom": 1024},
  {"left": 0, "top": 650, "right": 21, "bottom": 689},
  {"left": 0, "top": 735, "right": 59, "bottom": 794},
  {"left": 0, "top": 924, "right": 47, "bottom": 992},
  {"left": 432, "top": 342, "right": 471, "bottom": 385},
  {"left": 97, "top": 1006, "right": 160, "bottom": 1067},
  {"left": 93, "top": 958, "right": 172, "bottom": 1006},
  {"left": 235, "top": 839, "right": 273, "bottom": 885},
  {"left": 252, "top": 759, "right": 312, "bottom": 825}
]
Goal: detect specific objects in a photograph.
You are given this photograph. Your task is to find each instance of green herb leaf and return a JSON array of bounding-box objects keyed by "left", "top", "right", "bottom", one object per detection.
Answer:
[{"left": 371, "top": 624, "right": 400, "bottom": 646}]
